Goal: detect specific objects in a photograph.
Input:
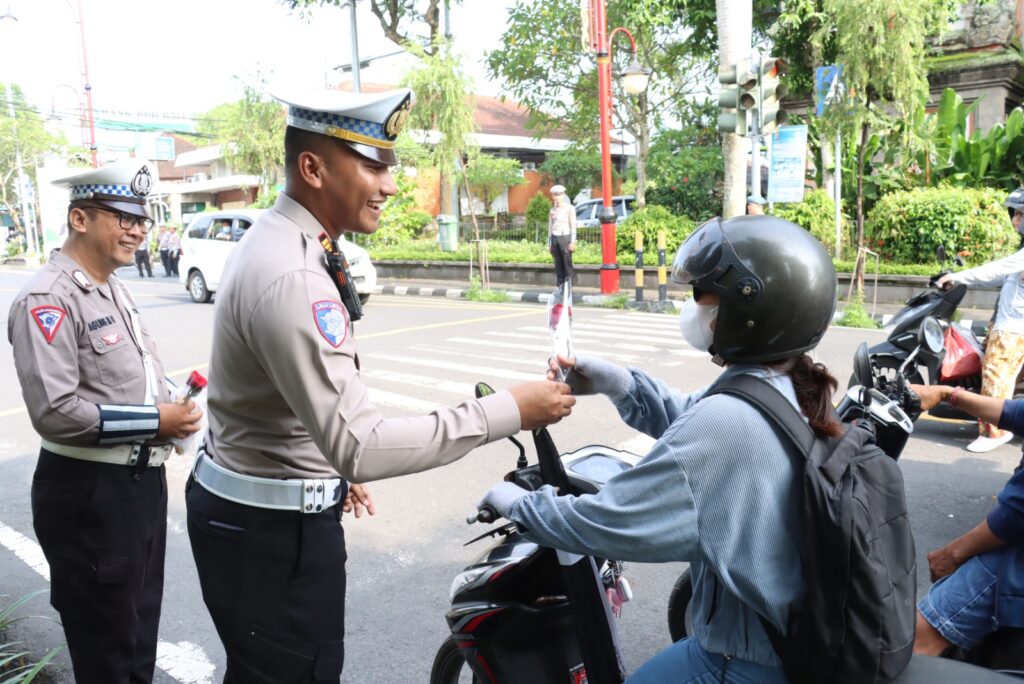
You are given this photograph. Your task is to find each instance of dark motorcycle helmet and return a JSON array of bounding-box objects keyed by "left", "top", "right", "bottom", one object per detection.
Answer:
[
  {"left": 1005, "top": 187, "right": 1024, "bottom": 220},
  {"left": 671, "top": 215, "right": 837, "bottom": 364}
]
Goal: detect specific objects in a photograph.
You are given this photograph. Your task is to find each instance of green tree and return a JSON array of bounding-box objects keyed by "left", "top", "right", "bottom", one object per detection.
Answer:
[
  {"left": 810, "top": 0, "right": 946, "bottom": 293},
  {"left": 539, "top": 148, "right": 603, "bottom": 201},
  {"left": 196, "top": 83, "right": 285, "bottom": 197},
  {"left": 284, "top": 0, "right": 462, "bottom": 57},
  {"left": 0, "top": 84, "right": 65, "bottom": 247},
  {"left": 487, "top": 0, "right": 709, "bottom": 208},
  {"left": 400, "top": 38, "right": 478, "bottom": 220},
  {"left": 459, "top": 154, "right": 526, "bottom": 215}
]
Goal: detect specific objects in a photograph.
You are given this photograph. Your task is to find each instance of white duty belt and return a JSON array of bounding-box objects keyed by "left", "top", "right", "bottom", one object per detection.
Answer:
[
  {"left": 192, "top": 448, "right": 346, "bottom": 514},
  {"left": 42, "top": 439, "right": 172, "bottom": 467}
]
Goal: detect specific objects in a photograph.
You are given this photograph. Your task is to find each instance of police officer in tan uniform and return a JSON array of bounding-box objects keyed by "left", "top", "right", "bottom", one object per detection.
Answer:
[
  {"left": 185, "top": 87, "right": 575, "bottom": 682},
  {"left": 7, "top": 159, "right": 203, "bottom": 683}
]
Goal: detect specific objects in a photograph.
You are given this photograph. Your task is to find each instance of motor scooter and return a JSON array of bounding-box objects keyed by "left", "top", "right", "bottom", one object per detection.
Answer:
[
  {"left": 859, "top": 245, "right": 1024, "bottom": 420},
  {"left": 435, "top": 346, "right": 1020, "bottom": 682}
]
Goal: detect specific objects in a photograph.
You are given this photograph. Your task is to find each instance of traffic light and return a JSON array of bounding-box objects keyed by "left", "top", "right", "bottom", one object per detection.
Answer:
[
  {"left": 758, "top": 57, "right": 788, "bottom": 134},
  {"left": 717, "top": 61, "right": 757, "bottom": 136}
]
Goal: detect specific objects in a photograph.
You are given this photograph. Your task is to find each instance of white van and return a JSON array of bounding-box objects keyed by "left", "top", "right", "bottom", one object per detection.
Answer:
[{"left": 178, "top": 209, "right": 377, "bottom": 303}]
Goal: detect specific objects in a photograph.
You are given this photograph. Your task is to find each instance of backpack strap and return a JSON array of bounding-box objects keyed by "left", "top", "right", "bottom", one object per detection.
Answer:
[{"left": 708, "top": 374, "right": 817, "bottom": 460}]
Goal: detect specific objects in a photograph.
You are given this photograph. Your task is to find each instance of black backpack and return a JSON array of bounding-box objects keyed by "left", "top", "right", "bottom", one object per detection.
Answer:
[{"left": 710, "top": 374, "right": 916, "bottom": 684}]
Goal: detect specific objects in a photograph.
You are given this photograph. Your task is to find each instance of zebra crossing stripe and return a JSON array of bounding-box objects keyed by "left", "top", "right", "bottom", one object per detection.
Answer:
[
  {"left": 444, "top": 336, "right": 640, "bottom": 363},
  {"left": 409, "top": 345, "right": 550, "bottom": 371},
  {"left": 0, "top": 521, "right": 216, "bottom": 683},
  {"left": 366, "top": 353, "right": 542, "bottom": 381},
  {"left": 361, "top": 368, "right": 476, "bottom": 397},
  {"left": 368, "top": 388, "right": 443, "bottom": 413}
]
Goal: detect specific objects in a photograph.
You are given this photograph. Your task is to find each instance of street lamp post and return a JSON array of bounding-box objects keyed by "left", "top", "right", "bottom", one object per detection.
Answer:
[{"left": 588, "top": 0, "right": 649, "bottom": 294}]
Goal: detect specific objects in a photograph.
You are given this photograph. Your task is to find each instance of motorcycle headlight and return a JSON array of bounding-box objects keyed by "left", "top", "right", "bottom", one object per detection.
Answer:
[
  {"left": 920, "top": 317, "right": 944, "bottom": 354},
  {"left": 449, "top": 567, "right": 487, "bottom": 602}
]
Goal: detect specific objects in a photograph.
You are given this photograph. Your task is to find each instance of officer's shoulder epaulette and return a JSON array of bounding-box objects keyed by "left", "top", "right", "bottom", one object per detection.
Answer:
[{"left": 26, "top": 263, "right": 66, "bottom": 296}]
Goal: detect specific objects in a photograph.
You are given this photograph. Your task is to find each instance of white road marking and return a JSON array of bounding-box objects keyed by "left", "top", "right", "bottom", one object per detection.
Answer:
[
  {"left": 361, "top": 368, "right": 475, "bottom": 397},
  {"left": 599, "top": 312, "right": 681, "bottom": 325},
  {"left": 367, "top": 353, "right": 541, "bottom": 382},
  {"left": 444, "top": 336, "right": 640, "bottom": 364},
  {"left": 0, "top": 521, "right": 50, "bottom": 580},
  {"left": 0, "top": 521, "right": 216, "bottom": 682},
  {"left": 155, "top": 641, "right": 216, "bottom": 684},
  {"left": 487, "top": 330, "right": 704, "bottom": 357},
  {"left": 408, "top": 345, "right": 549, "bottom": 372}
]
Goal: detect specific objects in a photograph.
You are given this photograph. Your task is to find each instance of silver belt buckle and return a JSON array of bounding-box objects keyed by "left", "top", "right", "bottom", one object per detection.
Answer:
[{"left": 301, "top": 479, "right": 330, "bottom": 514}]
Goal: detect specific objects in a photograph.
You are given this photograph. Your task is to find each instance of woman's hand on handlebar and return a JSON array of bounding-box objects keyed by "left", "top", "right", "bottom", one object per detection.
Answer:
[
  {"left": 933, "top": 273, "right": 956, "bottom": 291},
  {"left": 478, "top": 481, "right": 530, "bottom": 519}
]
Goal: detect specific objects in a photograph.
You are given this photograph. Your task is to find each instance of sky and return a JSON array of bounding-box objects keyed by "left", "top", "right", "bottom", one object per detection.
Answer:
[{"left": 1, "top": 0, "right": 516, "bottom": 134}]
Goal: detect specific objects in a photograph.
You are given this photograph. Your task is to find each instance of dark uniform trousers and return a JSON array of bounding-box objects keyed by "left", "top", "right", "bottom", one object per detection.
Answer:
[
  {"left": 186, "top": 477, "right": 348, "bottom": 683},
  {"left": 552, "top": 234, "right": 574, "bottom": 287},
  {"left": 31, "top": 449, "right": 167, "bottom": 684}
]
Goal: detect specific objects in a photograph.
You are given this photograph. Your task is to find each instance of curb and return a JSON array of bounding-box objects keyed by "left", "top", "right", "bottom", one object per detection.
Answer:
[{"left": 376, "top": 284, "right": 686, "bottom": 311}]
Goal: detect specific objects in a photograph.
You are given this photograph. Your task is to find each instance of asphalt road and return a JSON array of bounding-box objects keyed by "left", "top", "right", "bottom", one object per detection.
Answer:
[{"left": 0, "top": 265, "right": 1020, "bottom": 683}]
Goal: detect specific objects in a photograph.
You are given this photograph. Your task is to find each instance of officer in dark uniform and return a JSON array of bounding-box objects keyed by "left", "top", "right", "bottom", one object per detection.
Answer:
[{"left": 7, "top": 159, "right": 204, "bottom": 683}]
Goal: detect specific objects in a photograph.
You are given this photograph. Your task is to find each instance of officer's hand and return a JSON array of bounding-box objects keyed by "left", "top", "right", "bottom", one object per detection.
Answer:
[
  {"left": 509, "top": 381, "right": 575, "bottom": 430},
  {"left": 343, "top": 484, "right": 376, "bottom": 519},
  {"left": 568, "top": 242, "right": 576, "bottom": 252},
  {"left": 157, "top": 400, "right": 203, "bottom": 440}
]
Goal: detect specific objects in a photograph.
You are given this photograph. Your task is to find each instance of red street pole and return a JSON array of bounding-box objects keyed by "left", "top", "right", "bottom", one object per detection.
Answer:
[
  {"left": 75, "top": 0, "right": 97, "bottom": 167},
  {"left": 591, "top": 0, "right": 618, "bottom": 294}
]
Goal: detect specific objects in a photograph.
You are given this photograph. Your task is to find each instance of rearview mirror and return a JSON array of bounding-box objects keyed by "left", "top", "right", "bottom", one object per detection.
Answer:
[
  {"left": 475, "top": 382, "right": 495, "bottom": 399},
  {"left": 852, "top": 342, "right": 874, "bottom": 391}
]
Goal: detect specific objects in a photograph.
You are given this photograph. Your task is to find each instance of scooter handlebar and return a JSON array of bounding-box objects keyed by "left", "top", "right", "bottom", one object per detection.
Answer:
[{"left": 468, "top": 506, "right": 498, "bottom": 525}]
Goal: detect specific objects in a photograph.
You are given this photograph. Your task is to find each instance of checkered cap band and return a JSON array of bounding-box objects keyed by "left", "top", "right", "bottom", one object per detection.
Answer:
[
  {"left": 289, "top": 106, "right": 388, "bottom": 144},
  {"left": 70, "top": 183, "right": 137, "bottom": 200}
]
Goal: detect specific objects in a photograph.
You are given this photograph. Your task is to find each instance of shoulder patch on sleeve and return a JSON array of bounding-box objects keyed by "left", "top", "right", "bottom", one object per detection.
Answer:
[
  {"left": 30, "top": 305, "right": 68, "bottom": 344},
  {"left": 312, "top": 300, "right": 349, "bottom": 348}
]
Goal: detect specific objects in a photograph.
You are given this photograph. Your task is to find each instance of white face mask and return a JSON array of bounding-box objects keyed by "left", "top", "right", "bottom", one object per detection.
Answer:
[{"left": 679, "top": 298, "right": 718, "bottom": 352}]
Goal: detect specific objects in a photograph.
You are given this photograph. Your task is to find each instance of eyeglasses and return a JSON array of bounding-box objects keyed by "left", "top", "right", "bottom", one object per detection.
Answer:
[{"left": 88, "top": 206, "right": 155, "bottom": 235}]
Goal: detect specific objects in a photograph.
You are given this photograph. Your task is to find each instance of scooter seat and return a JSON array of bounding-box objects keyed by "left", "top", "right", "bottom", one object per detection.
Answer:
[{"left": 891, "top": 655, "right": 1022, "bottom": 682}]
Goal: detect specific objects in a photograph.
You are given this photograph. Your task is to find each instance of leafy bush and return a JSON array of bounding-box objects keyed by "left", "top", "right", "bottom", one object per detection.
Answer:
[
  {"left": 465, "top": 277, "right": 510, "bottom": 302},
  {"left": 616, "top": 205, "right": 695, "bottom": 256},
  {"left": 770, "top": 189, "right": 849, "bottom": 256},
  {"left": 369, "top": 239, "right": 672, "bottom": 266},
  {"left": 866, "top": 186, "right": 1018, "bottom": 264},
  {"left": 836, "top": 293, "right": 879, "bottom": 329},
  {"left": 1, "top": 589, "right": 62, "bottom": 682},
  {"left": 525, "top": 193, "right": 551, "bottom": 243},
  {"left": 539, "top": 148, "right": 603, "bottom": 201},
  {"left": 646, "top": 130, "right": 723, "bottom": 222},
  {"left": 370, "top": 174, "right": 433, "bottom": 246}
]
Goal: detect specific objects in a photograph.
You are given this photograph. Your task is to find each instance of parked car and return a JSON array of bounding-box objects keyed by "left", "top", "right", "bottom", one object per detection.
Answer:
[
  {"left": 573, "top": 195, "right": 636, "bottom": 229},
  {"left": 178, "top": 209, "right": 377, "bottom": 303}
]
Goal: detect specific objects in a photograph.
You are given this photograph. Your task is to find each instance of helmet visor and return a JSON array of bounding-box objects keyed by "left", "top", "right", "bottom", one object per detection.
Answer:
[{"left": 671, "top": 218, "right": 727, "bottom": 285}]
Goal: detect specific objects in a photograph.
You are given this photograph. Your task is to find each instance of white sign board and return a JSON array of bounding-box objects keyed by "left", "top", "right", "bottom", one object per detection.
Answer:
[{"left": 768, "top": 125, "right": 808, "bottom": 204}]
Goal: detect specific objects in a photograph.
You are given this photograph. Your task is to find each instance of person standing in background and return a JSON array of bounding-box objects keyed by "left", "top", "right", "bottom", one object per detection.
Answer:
[
  {"left": 158, "top": 226, "right": 172, "bottom": 276},
  {"left": 548, "top": 184, "right": 577, "bottom": 287},
  {"left": 166, "top": 227, "right": 181, "bottom": 277}
]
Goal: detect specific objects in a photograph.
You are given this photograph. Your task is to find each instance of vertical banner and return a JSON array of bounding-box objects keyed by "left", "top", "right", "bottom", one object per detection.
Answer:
[{"left": 767, "top": 124, "right": 808, "bottom": 204}]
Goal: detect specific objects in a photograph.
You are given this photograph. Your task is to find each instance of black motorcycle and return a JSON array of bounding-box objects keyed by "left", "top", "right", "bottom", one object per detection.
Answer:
[
  {"left": 435, "top": 363, "right": 1021, "bottom": 683},
  {"left": 862, "top": 247, "right": 1023, "bottom": 420}
]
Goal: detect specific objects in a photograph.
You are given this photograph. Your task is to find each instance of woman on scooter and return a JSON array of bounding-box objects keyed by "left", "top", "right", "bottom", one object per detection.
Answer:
[
  {"left": 935, "top": 188, "right": 1024, "bottom": 453},
  {"left": 908, "top": 383, "right": 1024, "bottom": 658},
  {"left": 481, "top": 216, "right": 838, "bottom": 683}
]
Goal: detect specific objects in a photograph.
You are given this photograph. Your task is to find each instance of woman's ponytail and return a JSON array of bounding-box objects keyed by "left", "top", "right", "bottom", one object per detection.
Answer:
[{"left": 786, "top": 354, "right": 843, "bottom": 439}]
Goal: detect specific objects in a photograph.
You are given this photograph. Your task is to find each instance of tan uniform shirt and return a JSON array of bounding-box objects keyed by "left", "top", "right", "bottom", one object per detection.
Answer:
[
  {"left": 7, "top": 251, "right": 170, "bottom": 445},
  {"left": 548, "top": 202, "right": 577, "bottom": 244},
  {"left": 206, "top": 193, "right": 521, "bottom": 482}
]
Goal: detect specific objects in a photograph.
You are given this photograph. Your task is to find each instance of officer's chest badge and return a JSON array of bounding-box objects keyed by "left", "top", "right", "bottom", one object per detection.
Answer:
[
  {"left": 101, "top": 332, "right": 121, "bottom": 345},
  {"left": 30, "top": 305, "right": 68, "bottom": 344},
  {"left": 312, "top": 300, "right": 349, "bottom": 348}
]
